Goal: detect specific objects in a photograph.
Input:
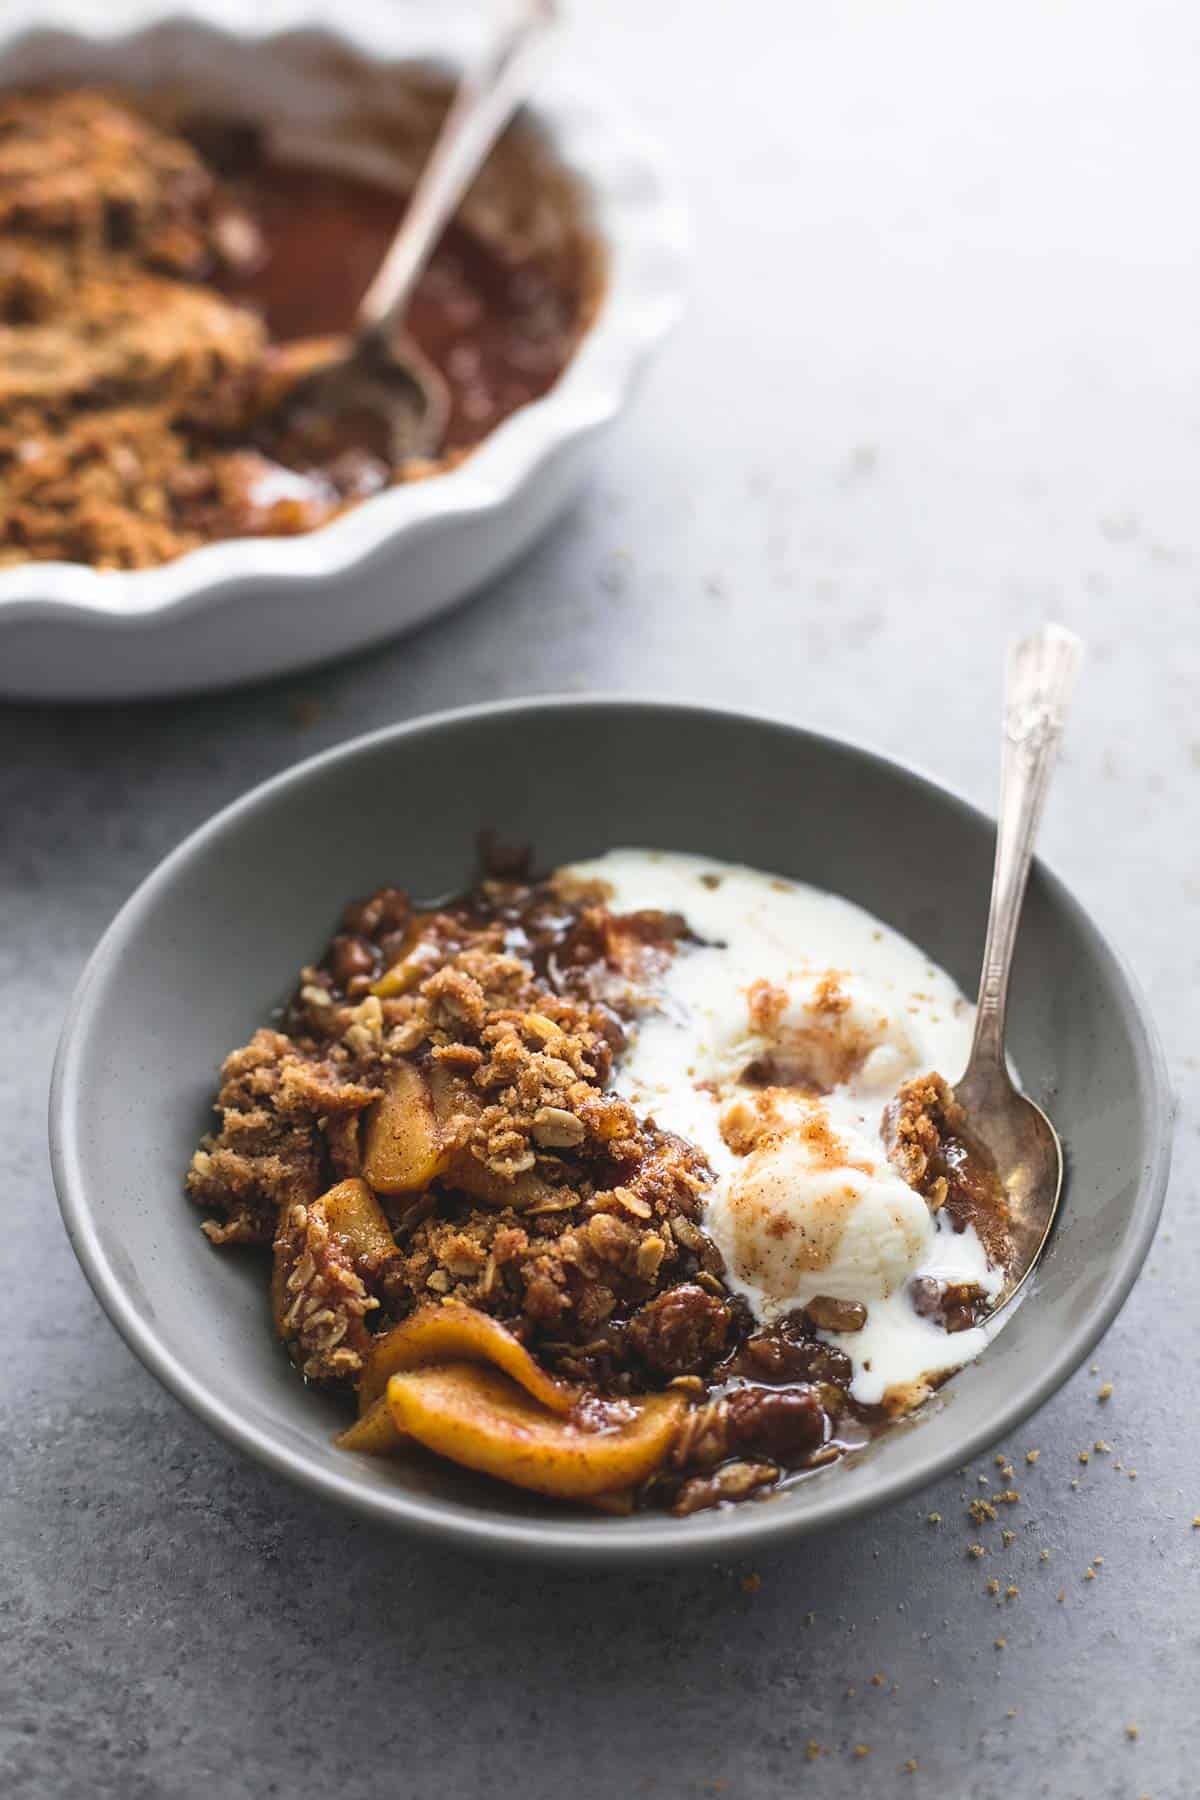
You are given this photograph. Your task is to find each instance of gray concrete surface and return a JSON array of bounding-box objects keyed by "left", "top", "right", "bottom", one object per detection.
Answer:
[{"left": 3, "top": 2, "right": 1198, "bottom": 1795}]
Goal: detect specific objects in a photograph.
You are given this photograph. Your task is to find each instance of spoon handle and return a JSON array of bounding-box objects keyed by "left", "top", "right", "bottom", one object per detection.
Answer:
[
  {"left": 966, "top": 623, "right": 1083, "bottom": 1074},
  {"left": 358, "top": 0, "right": 558, "bottom": 336}
]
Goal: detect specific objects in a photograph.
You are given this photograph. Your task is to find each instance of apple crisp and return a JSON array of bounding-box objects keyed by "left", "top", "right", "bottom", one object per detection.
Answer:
[{"left": 188, "top": 850, "right": 1016, "bottom": 1515}]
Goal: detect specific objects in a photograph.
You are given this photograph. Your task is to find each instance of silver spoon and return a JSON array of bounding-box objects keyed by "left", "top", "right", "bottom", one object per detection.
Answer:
[
  {"left": 953, "top": 622, "right": 1083, "bottom": 1312},
  {"left": 272, "top": 0, "right": 558, "bottom": 465}
]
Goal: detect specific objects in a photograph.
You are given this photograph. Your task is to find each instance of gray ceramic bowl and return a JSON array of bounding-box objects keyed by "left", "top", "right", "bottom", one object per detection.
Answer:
[{"left": 50, "top": 699, "right": 1171, "bottom": 1565}]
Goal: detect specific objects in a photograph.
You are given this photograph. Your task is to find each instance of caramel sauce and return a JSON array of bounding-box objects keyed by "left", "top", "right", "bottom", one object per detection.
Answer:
[{"left": 216, "top": 159, "right": 583, "bottom": 454}]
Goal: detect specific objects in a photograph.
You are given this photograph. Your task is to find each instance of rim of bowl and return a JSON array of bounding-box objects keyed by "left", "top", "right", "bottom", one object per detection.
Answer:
[
  {"left": 49, "top": 696, "right": 1174, "bottom": 1564},
  {"left": 0, "top": 3, "right": 689, "bottom": 629}
]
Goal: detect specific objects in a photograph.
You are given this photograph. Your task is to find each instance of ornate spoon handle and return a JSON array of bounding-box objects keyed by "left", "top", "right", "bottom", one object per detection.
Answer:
[
  {"left": 965, "top": 623, "right": 1083, "bottom": 1076},
  {"left": 358, "top": 0, "right": 558, "bottom": 337}
]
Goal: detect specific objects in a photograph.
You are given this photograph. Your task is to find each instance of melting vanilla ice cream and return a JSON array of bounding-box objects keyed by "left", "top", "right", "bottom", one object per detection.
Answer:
[{"left": 562, "top": 850, "right": 1005, "bottom": 1409}]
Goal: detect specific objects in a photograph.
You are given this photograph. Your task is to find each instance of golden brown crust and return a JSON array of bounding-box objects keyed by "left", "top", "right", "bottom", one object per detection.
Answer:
[
  {"left": 189, "top": 884, "right": 726, "bottom": 1391},
  {"left": 883, "top": 1071, "right": 960, "bottom": 1208},
  {"left": 0, "top": 92, "right": 275, "bottom": 570},
  {"left": 272, "top": 1198, "right": 381, "bottom": 1381},
  {"left": 186, "top": 1028, "right": 380, "bottom": 1247},
  {"left": 372, "top": 937, "right": 720, "bottom": 1375},
  {"left": 884, "top": 1071, "right": 1012, "bottom": 1271},
  {"left": 0, "top": 90, "right": 217, "bottom": 274}
]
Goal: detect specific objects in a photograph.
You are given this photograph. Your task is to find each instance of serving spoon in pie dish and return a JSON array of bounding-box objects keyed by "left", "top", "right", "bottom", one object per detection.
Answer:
[
  {"left": 955, "top": 622, "right": 1083, "bottom": 1313},
  {"left": 267, "top": 0, "right": 559, "bottom": 465}
]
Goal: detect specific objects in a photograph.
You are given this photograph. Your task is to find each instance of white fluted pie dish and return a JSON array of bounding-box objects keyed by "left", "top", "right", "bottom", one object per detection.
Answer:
[{"left": 0, "top": 3, "right": 687, "bottom": 698}]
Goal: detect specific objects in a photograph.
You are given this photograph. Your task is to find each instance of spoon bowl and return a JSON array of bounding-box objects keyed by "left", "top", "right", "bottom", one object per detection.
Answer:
[
  {"left": 952, "top": 1062, "right": 1064, "bottom": 1310},
  {"left": 267, "top": 330, "right": 451, "bottom": 468}
]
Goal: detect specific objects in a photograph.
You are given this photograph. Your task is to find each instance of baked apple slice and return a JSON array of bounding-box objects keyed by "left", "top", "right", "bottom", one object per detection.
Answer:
[
  {"left": 357, "top": 1302, "right": 575, "bottom": 1414},
  {"left": 319, "top": 1176, "right": 397, "bottom": 1264},
  {"left": 362, "top": 1061, "right": 448, "bottom": 1193},
  {"left": 337, "top": 1392, "right": 405, "bottom": 1454},
  {"left": 384, "top": 1363, "right": 685, "bottom": 1499}
]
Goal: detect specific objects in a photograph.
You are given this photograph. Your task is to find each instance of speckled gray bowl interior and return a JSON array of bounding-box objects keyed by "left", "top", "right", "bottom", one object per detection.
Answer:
[{"left": 50, "top": 699, "right": 1170, "bottom": 1564}]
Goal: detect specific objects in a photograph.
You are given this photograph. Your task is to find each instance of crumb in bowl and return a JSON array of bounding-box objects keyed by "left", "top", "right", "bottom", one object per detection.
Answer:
[
  {"left": 186, "top": 847, "right": 1018, "bottom": 1516},
  {"left": 0, "top": 88, "right": 602, "bottom": 571}
]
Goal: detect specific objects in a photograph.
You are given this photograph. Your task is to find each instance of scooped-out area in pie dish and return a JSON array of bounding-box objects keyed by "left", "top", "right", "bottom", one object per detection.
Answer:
[{"left": 187, "top": 845, "right": 1016, "bottom": 1516}]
